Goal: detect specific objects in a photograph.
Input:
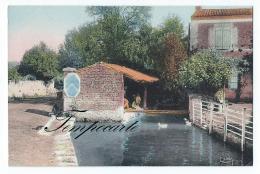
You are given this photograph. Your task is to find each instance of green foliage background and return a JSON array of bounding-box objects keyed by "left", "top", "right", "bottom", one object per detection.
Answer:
[
  {"left": 8, "top": 6, "right": 250, "bottom": 104},
  {"left": 18, "top": 42, "right": 59, "bottom": 83},
  {"left": 178, "top": 51, "right": 232, "bottom": 95}
]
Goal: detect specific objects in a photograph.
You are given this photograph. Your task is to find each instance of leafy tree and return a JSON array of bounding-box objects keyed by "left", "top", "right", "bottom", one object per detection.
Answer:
[
  {"left": 58, "top": 28, "right": 93, "bottom": 69},
  {"left": 150, "top": 15, "right": 186, "bottom": 49},
  {"left": 160, "top": 15, "right": 185, "bottom": 39},
  {"left": 239, "top": 53, "right": 253, "bottom": 77},
  {"left": 178, "top": 51, "right": 232, "bottom": 95},
  {"left": 60, "top": 7, "right": 187, "bottom": 73},
  {"left": 88, "top": 6, "right": 152, "bottom": 67},
  {"left": 8, "top": 67, "right": 21, "bottom": 82},
  {"left": 159, "top": 33, "right": 188, "bottom": 90},
  {"left": 147, "top": 15, "right": 187, "bottom": 71},
  {"left": 53, "top": 73, "right": 64, "bottom": 90},
  {"left": 86, "top": 6, "right": 151, "bottom": 30},
  {"left": 18, "top": 42, "right": 58, "bottom": 83},
  {"left": 234, "top": 53, "right": 253, "bottom": 101},
  {"left": 59, "top": 7, "right": 152, "bottom": 70}
]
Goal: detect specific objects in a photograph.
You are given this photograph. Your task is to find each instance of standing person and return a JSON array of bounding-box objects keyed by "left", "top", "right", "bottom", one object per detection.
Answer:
[
  {"left": 132, "top": 93, "right": 142, "bottom": 110},
  {"left": 135, "top": 93, "right": 141, "bottom": 107}
]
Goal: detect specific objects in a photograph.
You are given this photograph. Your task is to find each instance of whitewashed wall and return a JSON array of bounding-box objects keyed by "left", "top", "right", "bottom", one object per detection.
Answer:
[{"left": 8, "top": 80, "right": 57, "bottom": 97}]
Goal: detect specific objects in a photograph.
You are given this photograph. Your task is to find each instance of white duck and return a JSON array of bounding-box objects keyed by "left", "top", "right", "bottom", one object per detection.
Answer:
[
  {"left": 184, "top": 118, "right": 192, "bottom": 126},
  {"left": 158, "top": 122, "right": 168, "bottom": 129}
]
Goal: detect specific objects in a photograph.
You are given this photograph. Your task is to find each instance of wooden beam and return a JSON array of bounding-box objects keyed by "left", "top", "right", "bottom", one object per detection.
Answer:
[{"left": 143, "top": 86, "right": 147, "bottom": 109}]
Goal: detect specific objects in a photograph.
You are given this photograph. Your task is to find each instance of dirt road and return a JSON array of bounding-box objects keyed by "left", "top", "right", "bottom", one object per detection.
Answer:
[{"left": 8, "top": 98, "right": 57, "bottom": 166}]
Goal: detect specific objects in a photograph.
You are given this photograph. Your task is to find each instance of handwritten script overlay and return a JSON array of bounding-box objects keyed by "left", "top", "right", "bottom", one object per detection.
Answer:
[{"left": 44, "top": 112, "right": 139, "bottom": 139}]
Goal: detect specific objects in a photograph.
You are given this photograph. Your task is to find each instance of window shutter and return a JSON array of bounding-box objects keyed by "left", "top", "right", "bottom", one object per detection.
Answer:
[
  {"left": 222, "top": 29, "right": 231, "bottom": 49},
  {"left": 215, "top": 28, "right": 222, "bottom": 49},
  {"left": 214, "top": 23, "right": 232, "bottom": 50},
  {"left": 228, "top": 68, "right": 238, "bottom": 90}
]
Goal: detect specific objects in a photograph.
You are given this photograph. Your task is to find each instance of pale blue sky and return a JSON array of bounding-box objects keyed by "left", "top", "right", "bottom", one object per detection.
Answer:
[
  {"left": 8, "top": 6, "right": 195, "bottom": 61},
  {"left": 9, "top": 6, "right": 195, "bottom": 32},
  {"left": 8, "top": 6, "right": 251, "bottom": 61}
]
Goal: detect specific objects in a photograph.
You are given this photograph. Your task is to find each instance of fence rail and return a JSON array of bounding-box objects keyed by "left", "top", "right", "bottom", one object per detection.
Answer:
[{"left": 190, "top": 98, "right": 253, "bottom": 152}]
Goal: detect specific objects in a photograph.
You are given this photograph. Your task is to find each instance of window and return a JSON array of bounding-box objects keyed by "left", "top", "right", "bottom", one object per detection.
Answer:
[
  {"left": 228, "top": 68, "right": 238, "bottom": 90},
  {"left": 64, "top": 73, "right": 80, "bottom": 97},
  {"left": 215, "top": 23, "right": 232, "bottom": 50}
]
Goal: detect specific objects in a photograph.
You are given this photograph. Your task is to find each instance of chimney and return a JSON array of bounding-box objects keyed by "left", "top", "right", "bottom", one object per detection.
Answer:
[{"left": 195, "top": 6, "right": 202, "bottom": 11}]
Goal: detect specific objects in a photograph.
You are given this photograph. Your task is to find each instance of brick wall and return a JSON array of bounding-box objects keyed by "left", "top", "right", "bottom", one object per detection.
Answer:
[
  {"left": 197, "top": 23, "right": 213, "bottom": 49},
  {"left": 63, "top": 64, "right": 124, "bottom": 121},
  {"left": 234, "top": 22, "right": 253, "bottom": 49}
]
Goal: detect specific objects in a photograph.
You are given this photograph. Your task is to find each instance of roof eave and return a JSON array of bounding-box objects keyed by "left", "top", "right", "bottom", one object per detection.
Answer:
[{"left": 191, "top": 15, "right": 252, "bottom": 20}]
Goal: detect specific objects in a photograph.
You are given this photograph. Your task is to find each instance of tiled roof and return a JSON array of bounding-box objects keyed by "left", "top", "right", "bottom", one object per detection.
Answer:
[
  {"left": 192, "top": 8, "right": 253, "bottom": 20},
  {"left": 77, "top": 62, "right": 159, "bottom": 83}
]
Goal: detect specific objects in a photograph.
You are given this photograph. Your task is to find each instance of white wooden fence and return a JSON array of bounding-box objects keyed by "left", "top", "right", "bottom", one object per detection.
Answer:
[{"left": 191, "top": 98, "right": 253, "bottom": 151}]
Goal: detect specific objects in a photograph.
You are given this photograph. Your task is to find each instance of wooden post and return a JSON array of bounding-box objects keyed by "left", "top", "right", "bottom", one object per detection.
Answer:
[
  {"left": 223, "top": 104, "right": 227, "bottom": 142},
  {"left": 223, "top": 84, "right": 226, "bottom": 105},
  {"left": 200, "top": 99, "right": 203, "bottom": 126},
  {"left": 143, "top": 86, "right": 147, "bottom": 109},
  {"left": 209, "top": 102, "right": 213, "bottom": 134},
  {"left": 189, "top": 95, "right": 191, "bottom": 121},
  {"left": 192, "top": 99, "right": 195, "bottom": 123},
  {"left": 241, "top": 108, "right": 246, "bottom": 152}
]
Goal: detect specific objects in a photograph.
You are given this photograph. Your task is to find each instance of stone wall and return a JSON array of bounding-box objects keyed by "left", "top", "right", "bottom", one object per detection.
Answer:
[
  {"left": 63, "top": 64, "right": 124, "bottom": 121},
  {"left": 8, "top": 80, "right": 57, "bottom": 97}
]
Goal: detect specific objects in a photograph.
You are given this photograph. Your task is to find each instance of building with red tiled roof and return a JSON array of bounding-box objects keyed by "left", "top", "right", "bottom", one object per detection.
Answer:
[
  {"left": 191, "top": 7, "right": 252, "bottom": 20},
  {"left": 189, "top": 6, "right": 253, "bottom": 101},
  {"left": 77, "top": 62, "right": 159, "bottom": 83},
  {"left": 190, "top": 6, "right": 253, "bottom": 52},
  {"left": 63, "top": 62, "right": 158, "bottom": 121}
]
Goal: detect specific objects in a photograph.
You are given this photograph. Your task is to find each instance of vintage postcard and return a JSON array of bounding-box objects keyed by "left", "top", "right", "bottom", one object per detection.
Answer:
[{"left": 8, "top": 4, "right": 254, "bottom": 167}]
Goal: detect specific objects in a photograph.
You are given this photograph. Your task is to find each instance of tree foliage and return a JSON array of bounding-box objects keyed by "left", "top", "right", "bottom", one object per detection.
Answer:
[
  {"left": 59, "top": 7, "right": 187, "bottom": 72},
  {"left": 239, "top": 53, "right": 253, "bottom": 77},
  {"left": 86, "top": 6, "right": 151, "bottom": 30},
  {"left": 160, "top": 15, "right": 185, "bottom": 39},
  {"left": 58, "top": 25, "right": 100, "bottom": 69},
  {"left": 159, "top": 33, "right": 188, "bottom": 90},
  {"left": 18, "top": 42, "right": 58, "bottom": 83},
  {"left": 178, "top": 51, "right": 232, "bottom": 95},
  {"left": 58, "top": 7, "right": 190, "bottom": 99},
  {"left": 8, "top": 67, "right": 21, "bottom": 82},
  {"left": 146, "top": 15, "right": 187, "bottom": 69},
  {"left": 233, "top": 53, "right": 253, "bottom": 101},
  {"left": 58, "top": 6, "right": 153, "bottom": 70}
]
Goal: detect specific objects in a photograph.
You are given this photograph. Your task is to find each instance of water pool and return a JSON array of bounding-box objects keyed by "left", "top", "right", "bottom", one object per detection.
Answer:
[{"left": 71, "top": 114, "right": 252, "bottom": 166}]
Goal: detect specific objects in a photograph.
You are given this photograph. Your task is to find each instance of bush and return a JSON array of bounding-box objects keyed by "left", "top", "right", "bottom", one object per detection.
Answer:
[
  {"left": 8, "top": 67, "right": 21, "bottom": 82},
  {"left": 178, "top": 51, "right": 232, "bottom": 95},
  {"left": 54, "top": 74, "right": 64, "bottom": 90}
]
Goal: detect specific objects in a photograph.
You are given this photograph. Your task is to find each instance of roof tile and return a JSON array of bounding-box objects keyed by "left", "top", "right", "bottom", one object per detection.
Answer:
[
  {"left": 192, "top": 8, "right": 252, "bottom": 20},
  {"left": 77, "top": 62, "right": 159, "bottom": 83}
]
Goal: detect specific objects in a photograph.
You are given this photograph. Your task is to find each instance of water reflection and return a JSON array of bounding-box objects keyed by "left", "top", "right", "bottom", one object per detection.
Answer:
[{"left": 71, "top": 115, "right": 252, "bottom": 166}]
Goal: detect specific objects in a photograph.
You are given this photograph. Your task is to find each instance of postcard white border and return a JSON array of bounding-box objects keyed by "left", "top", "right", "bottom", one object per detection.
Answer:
[{"left": 1, "top": 0, "right": 259, "bottom": 174}]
